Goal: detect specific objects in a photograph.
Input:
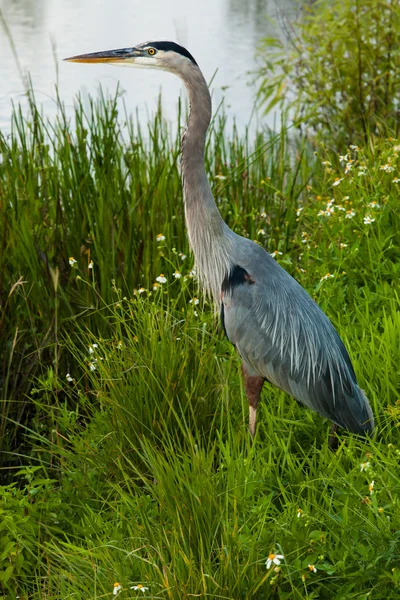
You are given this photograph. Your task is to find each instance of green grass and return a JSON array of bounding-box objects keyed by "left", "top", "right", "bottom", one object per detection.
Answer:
[{"left": 0, "top": 92, "right": 400, "bottom": 599}]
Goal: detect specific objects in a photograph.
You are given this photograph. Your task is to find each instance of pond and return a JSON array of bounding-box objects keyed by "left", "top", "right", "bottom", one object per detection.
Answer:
[{"left": 0, "top": 0, "right": 299, "bottom": 135}]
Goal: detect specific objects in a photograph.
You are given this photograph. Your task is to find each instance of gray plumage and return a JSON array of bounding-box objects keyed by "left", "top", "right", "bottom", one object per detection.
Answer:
[{"left": 66, "top": 40, "right": 375, "bottom": 441}]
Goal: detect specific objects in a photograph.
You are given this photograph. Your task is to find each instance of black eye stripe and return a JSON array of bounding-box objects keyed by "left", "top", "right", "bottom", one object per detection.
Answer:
[{"left": 148, "top": 41, "right": 197, "bottom": 65}]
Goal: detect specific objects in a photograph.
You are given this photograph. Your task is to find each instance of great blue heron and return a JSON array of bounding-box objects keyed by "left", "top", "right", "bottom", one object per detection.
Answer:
[{"left": 65, "top": 41, "right": 375, "bottom": 446}]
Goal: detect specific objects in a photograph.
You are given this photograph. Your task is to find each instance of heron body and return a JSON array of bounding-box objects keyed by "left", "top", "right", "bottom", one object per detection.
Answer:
[{"left": 66, "top": 41, "right": 374, "bottom": 442}]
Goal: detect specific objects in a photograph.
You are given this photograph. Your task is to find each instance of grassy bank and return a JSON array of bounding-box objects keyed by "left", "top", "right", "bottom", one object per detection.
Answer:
[{"left": 0, "top": 94, "right": 400, "bottom": 599}]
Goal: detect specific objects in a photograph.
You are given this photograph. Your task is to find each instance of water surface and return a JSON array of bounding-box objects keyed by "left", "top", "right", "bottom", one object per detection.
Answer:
[{"left": 0, "top": 0, "right": 298, "bottom": 134}]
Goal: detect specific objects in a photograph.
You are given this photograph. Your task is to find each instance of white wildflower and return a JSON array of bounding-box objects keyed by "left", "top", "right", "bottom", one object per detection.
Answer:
[
  {"left": 308, "top": 565, "right": 317, "bottom": 573},
  {"left": 266, "top": 553, "right": 284, "bottom": 569},
  {"left": 320, "top": 273, "right": 334, "bottom": 282},
  {"left": 380, "top": 163, "right": 394, "bottom": 173}
]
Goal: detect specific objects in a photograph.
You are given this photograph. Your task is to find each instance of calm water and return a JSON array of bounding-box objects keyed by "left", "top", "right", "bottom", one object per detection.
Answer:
[{"left": 0, "top": 0, "right": 298, "bottom": 135}]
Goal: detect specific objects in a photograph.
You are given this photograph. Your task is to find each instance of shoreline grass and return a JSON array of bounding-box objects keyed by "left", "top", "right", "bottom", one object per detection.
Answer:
[{"left": 0, "top": 92, "right": 400, "bottom": 598}]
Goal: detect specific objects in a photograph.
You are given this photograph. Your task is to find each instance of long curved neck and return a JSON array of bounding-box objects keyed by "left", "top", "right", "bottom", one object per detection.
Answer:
[{"left": 180, "top": 65, "right": 233, "bottom": 303}]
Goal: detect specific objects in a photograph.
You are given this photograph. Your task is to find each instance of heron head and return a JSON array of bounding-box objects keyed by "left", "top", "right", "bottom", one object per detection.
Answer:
[{"left": 64, "top": 40, "right": 198, "bottom": 73}]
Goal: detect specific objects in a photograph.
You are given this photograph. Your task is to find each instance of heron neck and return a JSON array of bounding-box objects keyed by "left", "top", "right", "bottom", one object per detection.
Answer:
[{"left": 180, "top": 66, "right": 233, "bottom": 302}]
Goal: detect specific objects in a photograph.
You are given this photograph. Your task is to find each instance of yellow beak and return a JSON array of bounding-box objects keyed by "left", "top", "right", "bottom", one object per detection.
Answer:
[{"left": 64, "top": 47, "right": 141, "bottom": 64}]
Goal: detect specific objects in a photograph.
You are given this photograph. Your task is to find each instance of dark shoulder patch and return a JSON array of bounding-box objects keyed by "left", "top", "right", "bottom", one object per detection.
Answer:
[
  {"left": 151, "top": 41, "right": 198, "bottom": 65},
  {"left": 221, "top": 265, "right": 255, "bottom": 294}
]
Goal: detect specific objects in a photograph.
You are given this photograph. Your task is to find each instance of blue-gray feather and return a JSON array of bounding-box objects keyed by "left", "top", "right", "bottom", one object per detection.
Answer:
[{"left": 221, "top": 242, "right": 374, "bottom": 434}]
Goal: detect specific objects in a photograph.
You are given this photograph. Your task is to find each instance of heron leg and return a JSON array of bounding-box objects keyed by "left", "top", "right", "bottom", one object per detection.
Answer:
[
  {"left": 328, "top": 423, "right": 339, "bottom": 450},
  {"left": 241, "top": 363, "right": 264, "bottom": 438}
]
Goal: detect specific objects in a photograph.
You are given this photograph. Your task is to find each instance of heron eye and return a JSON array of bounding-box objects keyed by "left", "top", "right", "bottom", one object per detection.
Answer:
[{"left": 147, "top": 48, "right": 156, "bottom": 56}]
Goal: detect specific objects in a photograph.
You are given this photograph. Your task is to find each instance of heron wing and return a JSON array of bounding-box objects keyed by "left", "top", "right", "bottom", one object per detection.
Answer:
[{"left": 221, "top": 263, "right": 374, "bottom": 434}]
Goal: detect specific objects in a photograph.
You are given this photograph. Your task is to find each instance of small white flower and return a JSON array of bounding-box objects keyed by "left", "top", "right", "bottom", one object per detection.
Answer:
[
  {"left": 266, "top": 553, "right": 284, "bottom": 569},
  {"left": 113, "top": 583, "right": 122, "bottom": 596},
  {"left": 339, "top": 243, "right": 348, "bottom": 249},
  {"left": 138, "top": 287, "right": 146, "bottom": 294},
  {"left": 360, "top": 461, "right": 371, "bottom": 472},
  {"left": 66, "top": 373, "right": 74, "bottom": 382},
  {"left": 189, "top": 297, "right": 200, "bottom": 305},
  {"left": 320, "top": 273, "right": 334, "bottom": 282},
  {"left": 131, "top": 585, "right": 149, "bottom": 593},
  {"left": 321, "top": 160, "right": 331, "bottom": 166},
  {"left": 179, "top": 253, "right": 187, "bottom": 261},
  {"left": 189, "top": 268, "right": 196, "bottom": 277},
  {"left": 270, "top": 250, "right": 283, "bottom": 258},
  {"left": 325, "top": 206, "right": 335, "bottom": 216},
  {"left": 349, "top": 144, "right": 359, "bottom": 151},
  {"left": 215, "top": 174, "right": 227, "bottom": 180},
  {"left": 380, "top": 163, "right": 394, "bottom": 172},
  {"left": 369, "top": 480, "right": 375, "bottom": 494},
  {"left": 368, "top": 201, "right": 381, "bottom": 208},
  {"left": 153, "top": 283, "right": 159, "bottom": 291},
  {"left": 392, "top": 177, "right": 400, "bottom": 183},
  {"left": 339, "top": 154, "right": 348, "bottom": 163},
  {"left": 173, "top": 271, "right": 182, "bottom": 279},
  {"left": 88, "top": 260, "right": 94, "bottom": 269},
  {"left": 69, "top": 257, "right": 77, "bottom": 267},
  {"left": 308, "top": 564, "right": 317, "bottom": 573},
  {"left": 317, "top": 210, "right": 327, "bottom": 217},
  {"left": 297, "top": 508, "right": 303, "bottom": 518},
  {"left": 88, "top": 343, "right": 98, "bottom": 354},
  {"left": 332, "top": 177, "right": 343, "bottom": 187},
  {"left": 156, "top": 233, "right": 165, "bottom": 242},
  {"left": 156, "top": 274, "right": 167, "bottom": 284},
  {"left": 260, "top": 211, "right": 267, "bottom": 218},
  {"left": 363, "top": 215, "right": 375, "bottom": 225},
  {"left": 296, "top": 207, "right": 303, "bottom": 216},
  {"left": 258, "top": 228, "right": 266, "bottom": 236},
  {"left": 89, "top": 361, "right": 97, "bottom": 372},
  {"left": 345, "top": 210, "right": 356, "bottom": 219}
]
